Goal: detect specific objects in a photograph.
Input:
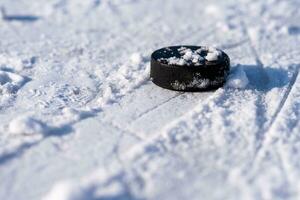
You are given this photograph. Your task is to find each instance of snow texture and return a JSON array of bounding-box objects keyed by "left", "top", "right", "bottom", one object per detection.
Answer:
[
  {"left": 226, "top": 65, "right": 249, "bottom": 89},
  {"left": 0, "top": 0, "right": 300, "bottom": 200},
  {"left": 158, "top": 46, "right": 221, "bottom": 66}
]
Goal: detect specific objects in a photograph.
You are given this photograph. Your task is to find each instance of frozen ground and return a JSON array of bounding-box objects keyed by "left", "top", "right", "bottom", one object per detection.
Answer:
[{"left": 0, "top": 0, "right": 299, "bottom": 199}]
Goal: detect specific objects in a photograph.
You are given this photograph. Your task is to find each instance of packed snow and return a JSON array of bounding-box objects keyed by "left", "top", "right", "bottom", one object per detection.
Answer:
[{"left": 0, "top": 0, "right": 300, "bottom": 200}]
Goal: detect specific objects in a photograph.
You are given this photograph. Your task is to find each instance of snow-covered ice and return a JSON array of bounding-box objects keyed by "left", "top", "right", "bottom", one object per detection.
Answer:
[{"left": 0, "top": 0, "right": 300, "bottom": 200}]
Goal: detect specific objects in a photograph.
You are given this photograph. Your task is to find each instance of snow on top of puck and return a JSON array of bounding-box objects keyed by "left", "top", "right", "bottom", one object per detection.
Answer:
[
  {"left": 205, "top": 47, "right": 222, "bottom": 61},
  {"left": 158, "top": 46, "right": 222, "bottom": 66}
]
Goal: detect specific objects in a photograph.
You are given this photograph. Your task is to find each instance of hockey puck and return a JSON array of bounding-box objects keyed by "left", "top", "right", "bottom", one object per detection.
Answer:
[{"left": 150, "top": 46, "right": 230, "bottom": 91}]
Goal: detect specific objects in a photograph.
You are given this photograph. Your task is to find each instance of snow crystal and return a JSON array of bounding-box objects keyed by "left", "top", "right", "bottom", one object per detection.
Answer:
[
  {"left": 226, "top": 65, "right": 249, "bottom": 89},
  {"left": 8, "top": 116, "right": 49, "bottom": 135}
]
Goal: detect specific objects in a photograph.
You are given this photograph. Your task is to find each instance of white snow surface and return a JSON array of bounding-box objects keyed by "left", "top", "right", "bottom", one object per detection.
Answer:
[{"left": 0, "top": 0, "right": 300, "bottom": 200}]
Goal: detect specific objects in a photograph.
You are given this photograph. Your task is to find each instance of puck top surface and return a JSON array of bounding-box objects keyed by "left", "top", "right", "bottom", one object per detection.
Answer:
[{"left": 150, "top": 46, "right": 230, "bottom": 91}]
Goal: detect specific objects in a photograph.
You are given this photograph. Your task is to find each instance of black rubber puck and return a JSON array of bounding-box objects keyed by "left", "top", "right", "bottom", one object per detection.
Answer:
[{"left": 150, "top": 46, "right": 230, "bottom": 91}]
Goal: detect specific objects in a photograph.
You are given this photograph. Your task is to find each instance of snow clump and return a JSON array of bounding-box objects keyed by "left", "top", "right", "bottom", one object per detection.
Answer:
[
  {"left": 205, "top": 47, "right": 222, "bottom": 61},
  {"left": 226, "top": 65, "right": 249, "bottom": 89},
  {"left": 130, "top": 52, "right": 143, "bottom": 65},
  {"left": 0, "top": 71, "right": 26, "bottom": 94},
  {"left": 8, "top": 116, "right": 49, "bottom": 135}
]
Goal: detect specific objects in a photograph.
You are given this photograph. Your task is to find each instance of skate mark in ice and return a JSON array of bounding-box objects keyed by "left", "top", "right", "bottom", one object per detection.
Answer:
[
  {"left": 106, "top": 120, "right": 143, "bottom": 141},
  {"left": 220, "top": 39, "right": 248, "bottom": 50},
  {"left": 0, "top": 3, "right": 227, "bottom": 175},
  {"left": 253, "top": 64, "right": 299, "bottom": 158},
  {"left": 1, "top": 7, "right": 40, "bottom": 22},
  {"left": 95, "top": 25, "right": 215, "bottom": 113},
  {"left": 123, "top": 26, "right": 218, "bottom": 123},
  {"left": 0, "top": 13, "right": 213, "bottom": 165},
  {"left": 238, "top": 3, "right": 300, "bottom": 154},
  {"left": 241, "top": 64, "right": 290, "bottom": 151},
  {"left": 130, "top": 93, "right": 183, "bottom": 123},
  {"left": 99, "top": 25, "right": 259, "bottom": 168},
  {"left": 59, "top": 63, "right": 292, "bottom": 199},
  {"left": 240, "top": 20, "right": 275, "bottom": 151},
  {"left": 249, "top": 65, "right": 300, "bottom": 180},
  {"left": 43, "top": 89, "right": 227, "bottom": 200},
  {"left": 264, "top": 65, "right": 299, "bottom": 130}
]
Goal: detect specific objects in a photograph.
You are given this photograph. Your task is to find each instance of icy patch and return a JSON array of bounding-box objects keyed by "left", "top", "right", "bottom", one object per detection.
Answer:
[
  {"left": 226, "top": 65, "right": 249, "bottom": 89},
  {"left": 8, "top": 116, "right": 49, "bottom": 135}
]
